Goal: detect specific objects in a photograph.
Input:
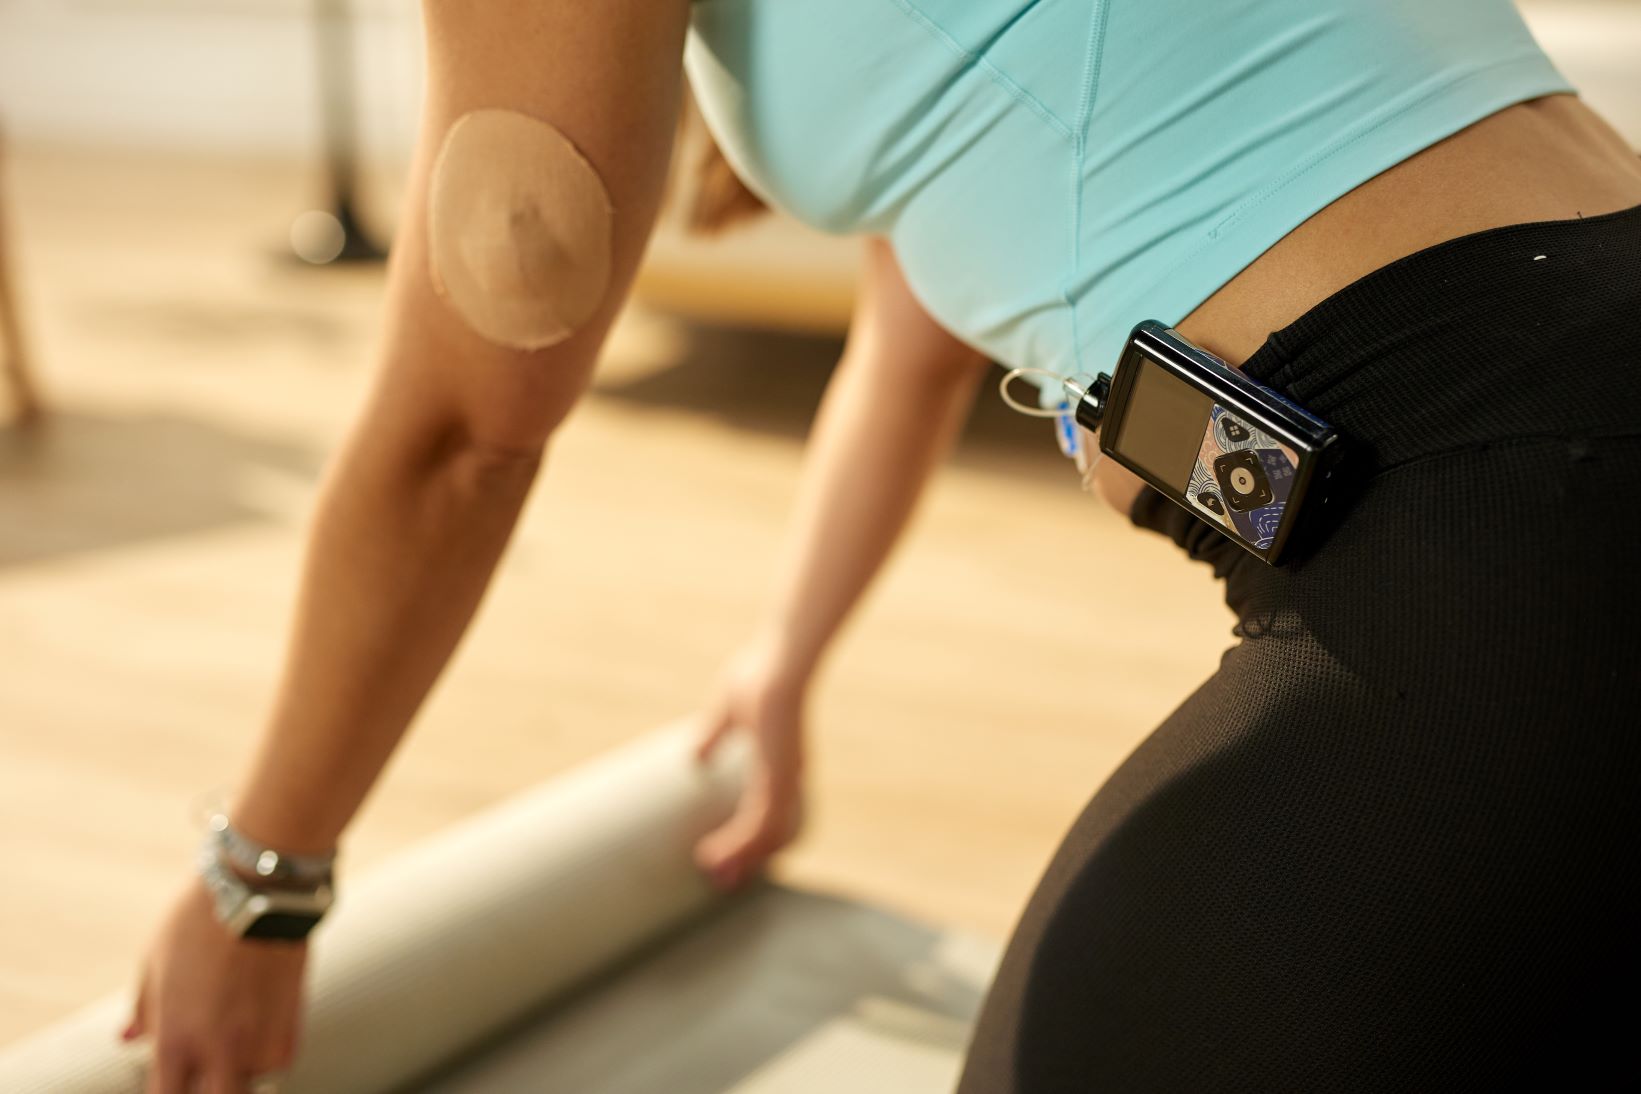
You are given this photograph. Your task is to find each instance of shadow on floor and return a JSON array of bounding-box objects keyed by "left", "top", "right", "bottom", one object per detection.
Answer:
[
  {"left": 593, "top": 321, "right": 1074, "bottom": 478},
  {"left": 72, "top": 295, "right": 353, "bottom": 359},
  {"left": 0, "top": 323, "right": 1075, "bottom": 571},
  {"left": 0, "top": 409, "right": 320, "bottom": 569},
  {"left": 415, "top": 883, "right": 991, "bottom": 1094}
]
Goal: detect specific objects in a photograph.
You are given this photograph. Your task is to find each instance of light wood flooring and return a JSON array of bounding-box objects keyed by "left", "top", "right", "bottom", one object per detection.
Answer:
[{"left": 0, "top": 145, "right": 1231, "bottom": 1045}]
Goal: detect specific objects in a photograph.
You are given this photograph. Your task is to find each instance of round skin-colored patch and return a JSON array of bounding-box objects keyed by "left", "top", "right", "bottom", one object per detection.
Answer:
[{"left": 428, "top": 109, "right": 614, "bottom": 350}]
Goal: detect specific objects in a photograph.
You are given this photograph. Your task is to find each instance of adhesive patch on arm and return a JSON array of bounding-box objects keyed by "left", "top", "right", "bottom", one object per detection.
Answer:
[{"left": 428, "top": 109, "right": 614, "bottom": 350}]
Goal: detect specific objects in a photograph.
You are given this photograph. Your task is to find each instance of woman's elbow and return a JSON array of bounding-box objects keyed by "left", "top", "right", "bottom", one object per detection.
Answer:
[{"left": 390, "top": 300, "right": 606, "bottom": 457}]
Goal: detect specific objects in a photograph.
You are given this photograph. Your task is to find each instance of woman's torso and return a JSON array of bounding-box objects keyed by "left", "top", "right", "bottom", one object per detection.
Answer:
[
  {"left": 686, "top": 0, "right": 1576, "bottom": 380},
  {"left": 1137, "top": 94, "right": 1641, "bottom": 515},
  {"left": 685, "top": 0, "right": 1641, "bottom": 514},
  {"left": 1175, "top": 94, "right": 1641, "bottom": 367}
]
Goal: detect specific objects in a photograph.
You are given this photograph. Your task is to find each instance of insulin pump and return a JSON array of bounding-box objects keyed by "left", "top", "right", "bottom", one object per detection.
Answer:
[{"left": 1074, "top": 320, "right": 1347, "bottom": 565}]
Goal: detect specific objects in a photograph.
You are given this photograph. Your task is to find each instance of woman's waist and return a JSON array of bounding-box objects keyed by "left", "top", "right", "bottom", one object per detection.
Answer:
[
  {"left": 1235, "top": 199, "right": 1641, "bottom": 473},
  {"left": 1131, "top": 193, "right": 1641, "bottom": 586},
  {"left": 1176, "top": 94, "right": 1641, "bottom": 370}
]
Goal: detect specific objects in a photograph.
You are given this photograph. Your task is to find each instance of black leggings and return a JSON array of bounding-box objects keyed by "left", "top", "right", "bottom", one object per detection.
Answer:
[{"left": 957, "top": 203, "right": 1641, "bottom": 1092}]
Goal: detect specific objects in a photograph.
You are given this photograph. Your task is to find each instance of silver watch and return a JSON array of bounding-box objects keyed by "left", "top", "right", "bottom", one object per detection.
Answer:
[
  {"left": 196, "top": 839, "right": 334, "bottom": 942},
  {"left": 205, "top": 811, "right": 337, "bottom": 885}
]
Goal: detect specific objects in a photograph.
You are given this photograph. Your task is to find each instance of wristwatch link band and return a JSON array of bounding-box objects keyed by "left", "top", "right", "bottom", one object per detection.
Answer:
[{"left": 206, "top": 811, "right": 337, "bottom": 884}]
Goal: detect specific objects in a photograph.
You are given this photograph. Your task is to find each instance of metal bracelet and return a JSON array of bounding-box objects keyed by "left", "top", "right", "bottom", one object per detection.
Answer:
[{"left": 205, "top": 811, "right": 337, "bottom": 885}]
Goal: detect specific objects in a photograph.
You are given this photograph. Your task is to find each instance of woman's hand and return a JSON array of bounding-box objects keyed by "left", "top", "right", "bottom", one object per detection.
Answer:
[
  {"left": 123, "top": 876, "right": 307, "bottom": 1093},
  {"left": 691, "top": 638, "right": 809, "bottom": 890},
  {"left": 684, "top": 239, "right": 986, "bottom": 892}
]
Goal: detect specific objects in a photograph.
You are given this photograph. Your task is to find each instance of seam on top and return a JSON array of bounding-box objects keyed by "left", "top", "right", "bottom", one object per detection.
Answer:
[
  {"left": 1101, "top": 49, "right": 1567, "bottom": 352},
  {"left": 1074, "top": 0, "right": 1111, "bottom": 142},
  {"left": 887, "top": 0, "right": 1074, "bottom": 140},
  {"left": 1063, "top": 0, "right": 1112, "bottom": 377}
]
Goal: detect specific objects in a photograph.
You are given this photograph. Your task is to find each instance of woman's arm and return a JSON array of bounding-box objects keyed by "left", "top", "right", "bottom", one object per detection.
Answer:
[
  {"left": 231, "top": 0, "right": 691, "bottom": 853},
  {"left": 694, "top": 236, "right": 990, "bottom": 887},
  {"left": 756, "top": 236, "right": 989, "bottom": 682},
  {"left": 127, "top": 1, "right": 693, "bottom": 1085}
]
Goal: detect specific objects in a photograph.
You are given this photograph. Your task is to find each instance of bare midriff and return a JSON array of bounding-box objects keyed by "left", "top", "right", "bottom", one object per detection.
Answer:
[{"left": 1090, "top": 92, "right": 1641, "bottom": 517}]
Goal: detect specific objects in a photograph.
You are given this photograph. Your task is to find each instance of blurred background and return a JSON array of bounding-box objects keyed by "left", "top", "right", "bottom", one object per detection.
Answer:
[{"left": 0, "top": 0, "right": 1636, "bottom": 1051}]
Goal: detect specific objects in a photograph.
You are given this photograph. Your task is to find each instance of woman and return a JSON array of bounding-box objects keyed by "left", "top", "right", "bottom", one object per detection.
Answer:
[{"left": 125, "top": 0, "right": 1641, "bottom": 1089}]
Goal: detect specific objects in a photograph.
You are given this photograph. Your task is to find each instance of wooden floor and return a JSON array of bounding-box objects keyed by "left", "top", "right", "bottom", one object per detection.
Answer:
[{"left": 0, "top": 145, "right": 1231, "bottom": 1046}]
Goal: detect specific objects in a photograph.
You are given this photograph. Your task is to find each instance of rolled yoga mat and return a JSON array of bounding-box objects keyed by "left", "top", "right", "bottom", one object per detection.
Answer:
[{"left": 0, "top": 724, "right": 750, "bottom": 1092}]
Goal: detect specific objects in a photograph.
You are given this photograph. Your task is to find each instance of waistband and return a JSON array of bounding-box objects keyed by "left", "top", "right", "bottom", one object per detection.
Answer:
[
  {"left": 1237, "top": 199, "right": 1641, "bottom": 471},
  {"left": 1131, "top": 199, "right": 1641, "bottom": 568}
]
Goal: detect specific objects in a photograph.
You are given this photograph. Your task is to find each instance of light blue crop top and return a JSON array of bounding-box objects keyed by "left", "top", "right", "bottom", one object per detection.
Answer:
[{"left": 684, "top": 0, "right": 1573, "bottom": 400}]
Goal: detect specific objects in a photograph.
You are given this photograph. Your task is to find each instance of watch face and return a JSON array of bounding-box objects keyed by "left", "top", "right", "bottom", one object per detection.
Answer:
[{"left": 244, "top": 912, "right": 322, "bottom": 941}]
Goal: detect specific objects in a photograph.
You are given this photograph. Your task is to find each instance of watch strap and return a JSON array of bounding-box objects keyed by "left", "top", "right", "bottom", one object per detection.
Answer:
[{"left": 206, "top": 812, "right": 336, "bottom": 884}]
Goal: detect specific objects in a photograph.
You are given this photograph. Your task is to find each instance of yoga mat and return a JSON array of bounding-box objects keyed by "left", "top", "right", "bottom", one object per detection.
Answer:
[{"left": 0, "top": 724, "right": 748, "bottom": 1092}]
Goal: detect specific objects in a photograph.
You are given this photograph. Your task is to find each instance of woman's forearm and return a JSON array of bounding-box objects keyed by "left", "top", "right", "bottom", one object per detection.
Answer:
[
  {"left": 760, "top": 266, "right": 989, "bottom": 685},
  {"left": 227, "top": 410, "right": 541, "bottom": 854}
]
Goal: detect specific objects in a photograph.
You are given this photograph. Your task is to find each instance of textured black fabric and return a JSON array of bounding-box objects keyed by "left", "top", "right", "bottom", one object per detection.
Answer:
[{"left": 956, "top": 203, "right": 1641, "bottom": 1093}]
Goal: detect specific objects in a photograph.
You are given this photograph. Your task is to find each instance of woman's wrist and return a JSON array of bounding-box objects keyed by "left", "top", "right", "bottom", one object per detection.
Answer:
[
  {"left": 747, "top": 625, "right": 820, "bottom": 698},
  {"left": 206, "top": 810, "right": 338, "bottom": 885}
]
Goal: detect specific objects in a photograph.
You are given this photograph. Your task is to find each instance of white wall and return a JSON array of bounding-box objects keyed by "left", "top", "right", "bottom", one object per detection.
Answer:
[
  {"left": 1524, "top": 0, "right": 1641, "bottom": 145},
  {"left": 0, "top": 0, "right": 424, "bottom": 159},
  {"left": 0, "top": 0, "right": 1634, "bottom": 157}
]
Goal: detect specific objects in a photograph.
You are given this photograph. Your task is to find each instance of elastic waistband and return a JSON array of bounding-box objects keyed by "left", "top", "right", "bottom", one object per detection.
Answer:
[{"left": 1237, "top": 200, "right": 1641, "bottom": 474}]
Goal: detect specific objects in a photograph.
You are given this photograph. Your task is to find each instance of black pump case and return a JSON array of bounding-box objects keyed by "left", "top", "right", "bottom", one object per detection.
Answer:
[{"left": 1084, "top": 320, "right": 1346, "bottom": 565}]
